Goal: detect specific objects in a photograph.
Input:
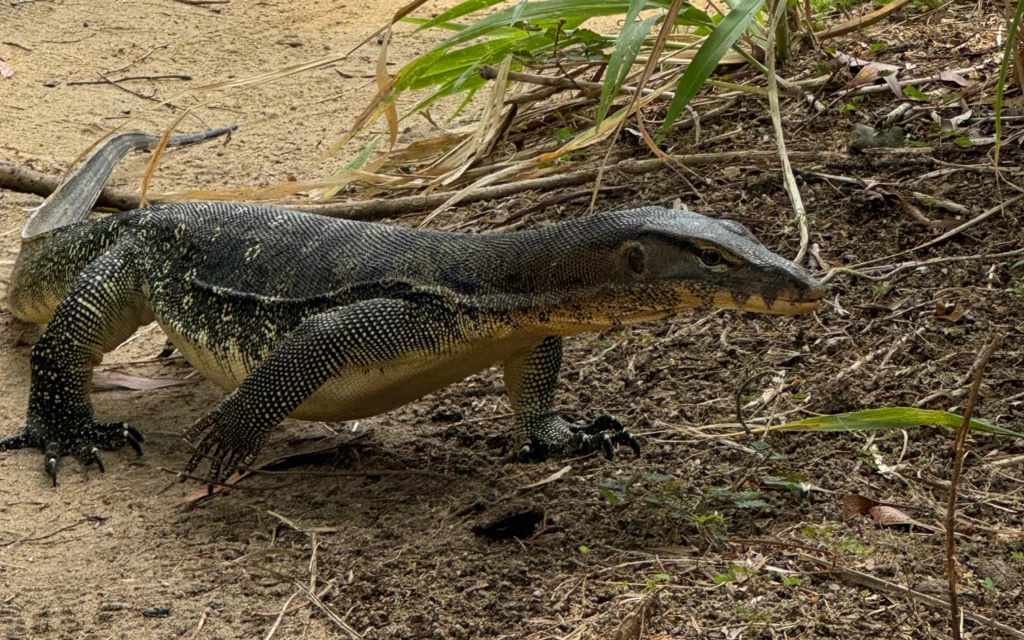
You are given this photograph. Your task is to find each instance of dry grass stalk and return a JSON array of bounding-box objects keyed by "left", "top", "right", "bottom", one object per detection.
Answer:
[
  {"left": 944, "top": 335, "right": 1002, "bottom": 640},
  {"left": 764, "top": 0, "right": 809, "bottom": 264}
]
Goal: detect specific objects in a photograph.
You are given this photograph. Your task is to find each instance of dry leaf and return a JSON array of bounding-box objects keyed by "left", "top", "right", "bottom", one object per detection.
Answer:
[
  {"left": 833, "top": 52, "right": 872, "bottom": 67},
  {"left": 843, "top": 493, "right": 938, "bottom": 532},
  {"left": 867, "top": 504, "right": 917, "bottom": 527},
  {"left": 939, "top": 70, "right": 971, "bottom": 87},
  {"left": 92, "top": 371, "right": 197, "bottom": 391},
  {"left": 935, "top": 300, "right": 966, "bottom": 323},
  {"left": 883, "top": 73, "right": 903, "bottom": 99},
  {"left": 842, "top": 493, "right": 876, "bottom": 520},
  {"left": 843, "top": 62, "right": 901, "bottom": 90}
]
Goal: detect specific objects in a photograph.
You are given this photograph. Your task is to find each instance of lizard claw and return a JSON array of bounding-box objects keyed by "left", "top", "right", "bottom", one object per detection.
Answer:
[
  {"left": 1, "top": 420, "right": 144, "bottom": 486},
  {"left": 182, "top": 413, "right": 262, "bottom": 486},
  {"left": 45, "top": 447, "right": 59, "bottom": 487},
  {"left": 518, "top": 414, "right": 641, "bottom": 462},
  {"left": 574, "top": 415, "right": 641, "bottom": 460}
]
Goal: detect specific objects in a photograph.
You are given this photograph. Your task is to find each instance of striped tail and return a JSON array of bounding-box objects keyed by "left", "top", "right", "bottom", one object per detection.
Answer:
[{"left": 22, "top": 125, "right": 237, "bottom": 239}]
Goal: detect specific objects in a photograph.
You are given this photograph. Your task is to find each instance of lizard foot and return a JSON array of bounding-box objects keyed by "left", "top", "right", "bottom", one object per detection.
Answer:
[
  {"left": 182, "top": 412, "right": 263, "bottom": 486},
  {"left": 518, "top": 414, "right": 641, "bottom": 462},
  {"left": 0, "top": 421, "right": 144, "bottom": 486}
]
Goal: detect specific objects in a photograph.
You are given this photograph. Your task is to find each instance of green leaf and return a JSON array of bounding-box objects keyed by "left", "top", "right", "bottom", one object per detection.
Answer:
[
  {"left": 903, "top": 84, "right": 934, "bottom": 101},
  {"left": 510, "top": 0, "right": 530, "bottom": 24},
  {"left": 995, "top": 0, "right": 1024, "bottom": 158},
  {"left": 658, "top": 0, "right": 765, "bottom": 140},
  {"left": 415, "top": 0, "right": 510, "bottom": 33},
  {"left": 346, "top": 135, "right": 382, "bottom": 170},
  {"left": 596, "top": 0, "right": 662, "bottom": 128},
  {"left": 434, "top": 0, "right": 671, "bottom": 51},
  {"left": 774, "top": 408, "right": 1022, "bottom": 438},
  {"left": 599, "top": 488, "right": 623, "bottom": 505}
]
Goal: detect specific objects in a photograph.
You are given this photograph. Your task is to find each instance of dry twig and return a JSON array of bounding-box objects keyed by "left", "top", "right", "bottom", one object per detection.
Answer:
[
  {"left": 796, "top": 553, "right": 1024, "bottom": 638},
  {"left": 945, "top": 335, "right": 1001, "bottom": 640},
  {"left": 765, "top": 0, "right": 809, "bottom": 264}
]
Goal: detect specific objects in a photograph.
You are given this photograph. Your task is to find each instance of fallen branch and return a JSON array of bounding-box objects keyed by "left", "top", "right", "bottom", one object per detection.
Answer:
[
  {"left": 0, "top": 516, "right": 105, "bottom": 547},
  {"left": 912, "top": 192, "right": 1024, "bottom": 252},
  {"left": 796, "top": 553, "right": 1024, "bottom": 639},
  {"left": 945, "top": 335, "right": 1001, "bottom": 640},
  {"left": 815, "top": 0, "right": 914, "bottom": 40},
  {"left": 2, "top": 150, "right": 836, "bottom": 221},
  {"left": 68, "top": 74, "right": 193, "bottom": 85},
  {"left": 837, "top": 66, "right": 982, "bottom": 99},
  {"left": 0, "top": 160, "right": 143, "bottom": 210}
]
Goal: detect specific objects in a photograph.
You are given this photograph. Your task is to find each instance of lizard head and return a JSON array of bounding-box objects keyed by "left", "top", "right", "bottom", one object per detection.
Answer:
[
  {"left": 544, "top": 208, "right": 823, "bottom": 323},
  {"left": 586, "top": 208, "right": 825, "bottom": 319}
]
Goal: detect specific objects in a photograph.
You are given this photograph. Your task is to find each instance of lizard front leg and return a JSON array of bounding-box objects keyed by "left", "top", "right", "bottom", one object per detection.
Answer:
[
  {"left": 183, "top": 296, "right": 464, "bottom": 484},
  {"left": 1, "top": 245, "right": 148, "bottom": 485},
  {"left": 503, "top": 336, "right": 640, "bottom": 461}
]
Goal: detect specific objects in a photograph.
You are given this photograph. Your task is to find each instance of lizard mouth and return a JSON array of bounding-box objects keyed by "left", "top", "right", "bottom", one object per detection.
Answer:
[{"left": 714, "top": 287, "right": 824, "bottom": 316}]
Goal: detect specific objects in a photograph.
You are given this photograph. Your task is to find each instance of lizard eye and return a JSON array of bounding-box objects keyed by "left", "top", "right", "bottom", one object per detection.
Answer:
[{"left": 697, "top": 248, "right": 726, "bottom": 268}]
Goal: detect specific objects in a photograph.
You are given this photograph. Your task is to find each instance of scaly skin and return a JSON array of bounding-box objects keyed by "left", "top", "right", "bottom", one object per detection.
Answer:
[{"left": 2, "top": 129, "right": 825, "bottom": 486}]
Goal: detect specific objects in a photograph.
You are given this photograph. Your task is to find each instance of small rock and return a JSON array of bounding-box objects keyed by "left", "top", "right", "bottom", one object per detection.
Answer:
[
  {"left": 43, "top": 80, "right": 60, "bottom": 88},
  {"left": 142, "top": 607, "right": 171, "bottom": 618},
  {"left": 849, "top": 124, "right": 906, "bottom": 152}
]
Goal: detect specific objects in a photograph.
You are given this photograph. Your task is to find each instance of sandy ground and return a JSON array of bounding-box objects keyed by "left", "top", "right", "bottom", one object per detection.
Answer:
[{"left": 1, "top": 1, "right": 1023, "bottom": 639}]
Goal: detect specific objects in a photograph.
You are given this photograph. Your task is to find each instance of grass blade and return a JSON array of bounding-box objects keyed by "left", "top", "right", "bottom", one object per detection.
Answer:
[
  {"left": 995, "top": 0, "right": 1024, "bottom": 167},
  {"left": 773, "top": 408, "right": 1022, "bottom": 438},
  {"left": 415, "top": 0, "right": 510, "bottom": 33},
  {"left": 658, "top": 0, "right": 763, "bottom": 140},
  {"left": 596, "top": 0, "right": 662, "bottom": 128}
]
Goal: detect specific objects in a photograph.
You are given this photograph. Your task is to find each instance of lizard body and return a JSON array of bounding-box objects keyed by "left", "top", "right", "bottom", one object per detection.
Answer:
[{"left": 2, "top": 129, "right": 824, "bottom": 485}]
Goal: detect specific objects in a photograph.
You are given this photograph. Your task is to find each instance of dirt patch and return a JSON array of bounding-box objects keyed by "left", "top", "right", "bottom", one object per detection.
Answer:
[{"left": 1, "top": 1, "right": 1023, "bottom": 639}]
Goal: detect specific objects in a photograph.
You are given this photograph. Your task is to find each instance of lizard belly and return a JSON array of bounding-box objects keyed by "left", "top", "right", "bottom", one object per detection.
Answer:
[
  {"left": 290, "top": 335, "right": 535, "bottom": 421},
  {"left": 158, "top": 320, "right": 541, "bottom": 422}
]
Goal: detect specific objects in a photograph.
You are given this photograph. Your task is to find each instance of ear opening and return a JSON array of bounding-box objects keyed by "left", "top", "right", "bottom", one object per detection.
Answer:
[{"left": 623, "top": 242, "right": 646, "bottom": 275}]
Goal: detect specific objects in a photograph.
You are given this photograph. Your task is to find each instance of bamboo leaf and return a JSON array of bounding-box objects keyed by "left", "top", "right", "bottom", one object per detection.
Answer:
[
  {"left": 995, "top": 0, "right": 1024, "bottom": 166},
  {"left": 415, "top": 0, "right": 510, "bottom": 32},
  {"left": 774, "top": 408, "right": 1022, "bottom": 439},
  {"left": 658, "top": 0, "right": 764, "bottom": 140},
  {"left": 433, "top": 0, "right": 670, "bottom": 51},
  {"left": 510, "top": 0, "right": 529, "bottom": 24},
  {"left": 596, "top": 0, "right": 662, "bottom": 128}
]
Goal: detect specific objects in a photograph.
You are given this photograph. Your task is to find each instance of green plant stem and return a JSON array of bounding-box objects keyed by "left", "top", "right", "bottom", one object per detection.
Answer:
[
  {"left": 704, "top": 79, "right": 769, "bottom": 95},
  {"left": 995, "top": 0, "right": 1024, "bottom": 169}
]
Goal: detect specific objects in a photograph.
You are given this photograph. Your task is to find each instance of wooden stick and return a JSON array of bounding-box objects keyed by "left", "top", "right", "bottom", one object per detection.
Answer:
[
  {"left": 944, "top": 335, "right": 1001, "bottom": 640},
  {"left": 797, "top": 553, "right": 1024, "bottom": 639},
  {"left": 911, "top": 192, "right": 1024, "bottom": 252},
  {"left": 1, "top": 151, "right": 836, "bottom": 221},
  {"left": 0, "top": 160, "right": 143, "bottom": 210},
  {"left": 814, "top": 0, "right": 914, "bottom": 40},
  {"left": 68, "top": 74, "right": 192, "bottom": 85}
]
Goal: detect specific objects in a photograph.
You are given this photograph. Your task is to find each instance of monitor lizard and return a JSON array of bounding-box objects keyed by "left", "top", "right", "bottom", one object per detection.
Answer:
[{"left": 1, "top": 128, "right": 825, "bottom": 486}]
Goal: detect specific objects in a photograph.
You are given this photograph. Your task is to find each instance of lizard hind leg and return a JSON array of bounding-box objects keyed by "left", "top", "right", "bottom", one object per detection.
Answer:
[{"left": 503, "top": 336, "right": 641, "bottom": 462}]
